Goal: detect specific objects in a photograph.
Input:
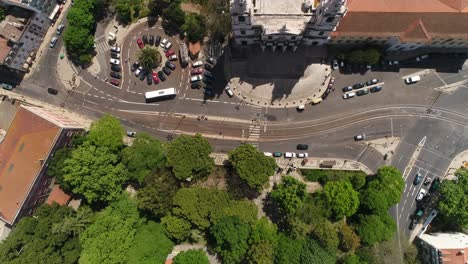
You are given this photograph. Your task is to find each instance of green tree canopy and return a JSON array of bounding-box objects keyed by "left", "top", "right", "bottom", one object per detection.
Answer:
[
  {"left": 62, "top": 142, "right": 127, "bottom": 204},
  {"left": 63, "top": 25, "right": 94, "bottom": 63},
  {"left": 161, "top": 214, "right": 192, "bottom": 242},
  {"left": 0, "top": 7, "right": 6, "bottom": 22},
  {"left": 128, "top": 221, "right": 174, "bottom": 264},
  {"left": 300, "top": 238, "right": 336, "bottom": 264},
  {"left": 166, "top": 134, "right": 214, "bottom": 181},
  {"left": 0, "top": 204, "right": 82, "bottom": 264},
  {"left": 115, "top": 0, "right": 132, "bottom": 23},
  {"left": 173, "top": 249, "right": 209, "bottom": 264},
  {"left": 437, "top": 168, "right": 468, "bottom": 229},
  {"left": 355, "top": 213, "right": 396, "bottom": 246},
  {"left": 67, "top": 7, "right": 94, "bottom": 30},
  {"left": 310, "top": 221, "right": 339, "bottom": 253},
  {"left": 162, "top": 2, "right": 186, "bottom": 28},
  {"left": 362, "top": 48, "right": 381, "bottom": 65},
  {"left": 137, "top": 46, "right": 162, "bottom": 69},
  {"left": 246, "top": 217, "right": 278, "bottom": 264},
  {"left": 87, "top": 114, "right": 125, "bottom": 153},
  {"left": 342, "top": 254, "right": 363, "bottom": 264},
  {"left": 323, "top": 180, "right": 359, "bottom": 220},
  {"left": 79, "top": 194, "right": 143, "bottom": 263},
  {"left": 121, "top": 132, "right": 165, "bottom": 184},
  {"left": 210, "top": 216, "right": 251, "bottom": 264},
  {"left": 274, "top": 234, "right": 305, "bottom": 264},
  {"left": 228, "top": 144, "right": 277, "bottom": 191},
  {"left": 270, "top": 176, "right": 307, "bottom": 215},
  {"left": 182, "top": 13, "right": 206, "bottom": 42},
  {"left": 338, "top": 223, "right": 361, "bottom": 252}
]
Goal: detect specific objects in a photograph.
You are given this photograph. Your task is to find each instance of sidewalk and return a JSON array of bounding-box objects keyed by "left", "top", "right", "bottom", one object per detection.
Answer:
[{"left": 444, "top": 149, "right": 468, "bottom": 180}]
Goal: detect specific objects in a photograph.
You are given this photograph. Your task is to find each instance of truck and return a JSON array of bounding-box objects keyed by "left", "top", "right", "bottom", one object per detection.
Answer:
[{"left": 179, "top": 43, "right": 189, "bottom": 68}]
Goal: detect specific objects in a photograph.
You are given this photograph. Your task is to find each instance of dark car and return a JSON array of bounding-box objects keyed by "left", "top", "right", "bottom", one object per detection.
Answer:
[
  {"left": 203, "top": 71, "right": 213, "bottom": 79},
  {"left": 366, "top": 79, "right": 379, "bottom": 86},
  {"left": 111, "top": 64, "right": 121, "bottom": 72},
  {"left": 131, "top": 62, "right": 139, "bottom": 72},
  {"left": 191, "top": 82, "right": 202, "bottom": 89},
  {"left": 110, "top": 79, "right": 119, "bottom": 86},
  {"left": 203, "top": 76, "right": 212, "bottom": 84},
  {"left": 273, "top": 152, "right": 282, "bottom": 157},
  {"left": 146, "top": 73, "right": 152, "bottom": 85},
  {"left": 47, "top": 87, "right": 58, "bottom": 95},
  {"left": 110, "top": 52, "right": 120, "bottom": 59},
  {"left": 139, "top": 69, "right": 146, "bottom": 81},
  {"left": 204, "top": 88, "right": 213, "bottom": 96},
  {"left": 370, "top": 86, "right": 382, "bottom": 93},
  {"left": 321, "top": 92, "right": 329, "bottom": 100},
  {"left": 165, "top": 61, "right": 176, "bottom": 70},
  {"left": 356, "top": 89, "right": 369, "bottom": 96},
  {"left": 162, "top": 66, "right": 171, "bottom": 75},
  {"left": 297, "top": 144, "right": 308, "bottom": 150},
  {"left": 155, "top": 35, "right": 161, "bottom": 46},
  {"left": 204, "top": 64, "right": 214, "bottom": 71},
  {"left": 206, "top": 57, "right": 216, "bottom": 65},
  {"left": 158, "top": 71, "right": 166, "bottom": 81},
  {"left": 342, "top": 86, "right": 353, "bottom": 92},
  {"left": 409, "top": 219, "right": 418, "bottom": 230},
  {"left": 353, "top": 82, "right": 365, "bottom": 89},
  {"left": 142, "top": 35, "right": 148, "bottom": 44},
  {"left": 429, "top": 178, "right": 440, "bottom": 192},
  {"left": 415, "top": 207, "right": 425, "bottom": 219},
  {"left": 413, "top": 173, "right": 423, "bottom": 185},
  {"left": 110, "top": 71, "right": 121, "bottom": 79},
  {"left": 149, "top": 35, "right": 154, "bottom": 45}
]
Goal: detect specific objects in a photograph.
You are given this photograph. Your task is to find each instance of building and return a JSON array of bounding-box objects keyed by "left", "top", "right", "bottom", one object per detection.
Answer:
[
  {"left": 231, "top": 0, "right": 468, "bottom": 52},
  {"left": 0, "top": 105, "right": 83, "bottom": 227},
  {"left": 418, "top": 232, "right": 468, "bottom": 264},
  {"left": 230, "top": 0, "right": 347, "bottom": 51}
]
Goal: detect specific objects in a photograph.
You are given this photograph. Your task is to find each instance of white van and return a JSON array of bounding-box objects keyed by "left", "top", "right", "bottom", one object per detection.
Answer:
[
  {"left": 284, "top": 152, "right": 296, "bottom": 158},
  {"left": 405, "top": 75, "right": 421, "bottom": 84}
]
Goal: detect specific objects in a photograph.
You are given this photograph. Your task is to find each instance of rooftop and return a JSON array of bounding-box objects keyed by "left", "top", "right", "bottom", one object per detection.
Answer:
[
  {"left": 46, "top": 185, "right": 71, "bottom": 206},
  {"left": 420, "top": 232, "right": 468, "bottom": 264},
  {"left": 256, "top": 0, "right": 306, "bottom": 14},
  {"left": 0, "top": 15, "right": 26, "bottom": 42},
  {"left": 347, "top": 0, "right": 468, "bottom": 13}
]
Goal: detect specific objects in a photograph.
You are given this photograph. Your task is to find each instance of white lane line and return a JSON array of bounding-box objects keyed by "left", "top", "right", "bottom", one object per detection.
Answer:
[
  {"left": 434, "top": 71, "right": 447, "bottom": 86},
  {"left": 390, "top": 118, "right": 394, "bottom": 138}
]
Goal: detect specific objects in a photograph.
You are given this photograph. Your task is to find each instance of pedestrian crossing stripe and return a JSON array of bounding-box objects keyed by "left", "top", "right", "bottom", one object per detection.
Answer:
[{"left": 95, "top": 41, "right": 110, "bottom": 54}]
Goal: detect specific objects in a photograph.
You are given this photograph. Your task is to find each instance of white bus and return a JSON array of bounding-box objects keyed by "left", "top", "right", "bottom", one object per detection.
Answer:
[{"left": 145, "top": 88, "right": 177, "bottom": 102}]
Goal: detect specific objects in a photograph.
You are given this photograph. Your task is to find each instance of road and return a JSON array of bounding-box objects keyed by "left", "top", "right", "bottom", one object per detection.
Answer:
[{"left": 10, "top": 14, "right": 468, "bottom": 244}]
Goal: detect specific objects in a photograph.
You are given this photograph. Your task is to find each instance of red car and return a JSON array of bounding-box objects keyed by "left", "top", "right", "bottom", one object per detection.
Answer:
[
  {"left": 152, "top": 72, "right": 160, "bottom": 84},
  {"left": 110, "top": 79, "right": 120, "bottom": 86},
  {"left": 191, "top": 68, "right": 203, "bottom": 75},
  {"left": 165, "top": 49, "right": 175, "bottom": 58},
  {"left": 137, "top": 38, "right": 144, "bottom": 49}
]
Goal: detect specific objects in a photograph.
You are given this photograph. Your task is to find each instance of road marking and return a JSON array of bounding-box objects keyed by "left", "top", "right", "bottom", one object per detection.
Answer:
[
  {"left": 434, "top": 71, "right": 447, "bottom": 86},
  {"left": 390, "top": 118, "right": 394, "bottom": 138}
]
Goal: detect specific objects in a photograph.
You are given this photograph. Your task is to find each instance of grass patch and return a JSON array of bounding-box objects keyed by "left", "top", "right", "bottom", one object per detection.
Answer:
[{"left": 300, "top": 169, "right": 367, "bottom": 185}]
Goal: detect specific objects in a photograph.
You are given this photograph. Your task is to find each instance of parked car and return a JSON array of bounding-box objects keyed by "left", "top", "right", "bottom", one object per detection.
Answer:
[
  {"left": 204, "top": 88, "right": 213, "bottom": 96},
  {"left": 160, "top": 38, "right": 168, "bottom": 48},
  {"left": 405, "top": 75, "right": 421, "bottom": 84},
  {"left": 191, "top": 75, "right": 203, "bottom": 83},
  {"left": 49, "top": 37, "right": 58, "bottom": 48},
  {"left": 162, "top": 67, "right": 171, "bottom": 75},
  {"left": 165, "top": 61, "right": 176, "bottom": 71},
  {"left": 47, "top": 87, "right": 58, "bottom": 95},
  {"left": 297, "top": 144, "right": 308, "bottom": 150},
  {"left": 191, "top": 82, "right": 202, "bottom": 89},
  {"left": 206, "top": 57, "right": 216, "bottom": 65},
  {"left": 342, "top": 86, "right": 353, "bottom": 92},
  {"left": 413, "top": 173, "right": 423, "bottom": 185},
  {"left": 192, "top": 61, "right": 203, "bottom": 67},
  {"left": 273, "top": 152, "right": 282, "bottom": 157},
  {"left": 263, "top": 152, "right": 273, "bottom": 157},
  {"left": 137, "top": 38, "right": 144, "bottom": 48},
  {"left": 151, "top": 72, "right": 160, "bottom": 84},
  {"left": 297, "top": 153, "right": 308, "bottom": 158},
  {"left": 146, "top": 73, "right": 152, "bottom": 85},
  {"left": 165, "top": 50, "right": 175, "bottom": 58},
  {"left": 416, "top": 54, "right": 429, "bottom": 61},
  {"left": 139, "top": 70, "right": 146, "bottom": 81},
  {"left": 110, "top": 71, "right": 121, "bottom": 79},
  {"left": 332, "top": 59, "right": 338, "bottom": 70},
  {"left": 343, "top": 92, "right": 356, "bottom": 99},
  {"left": 155, "top": 35, "right": 161, "bottom": 46},
  {"left": 204, "top": 64, "right": 214, "bottom": 71},
  {"left": 169, "top": 54, "right": 177, "bottom": 61},
  {"left": 203, "top": 76, "right": 212, "bottom": 84},
  {"left": 158, "top": 71, "right": 166, "bottom": 81},
  {"left": 352, "top": 82, "right": 365, "bottom": 89},
  {"left": 297, "top": 104, "right": 305, "bottom": 111},
  {"left": 354, "top": 134, "right": 366, "bottom": 141},
  {"left": 415, "top": 207, "right": 425, "bottom": 219},
  {"left": 142, "top": 35, "right": 148, "bottom": 44},
  {"left": 111, "top": 64, "right": 121, "bottom": 72},
  {"left": 191, "top": 68, "right": 203, "bottom": 75},
  {"left": 356, "top": 89, "right": 369, "bottom": 96},
  {"left": 56, "top": 24, "right": 65, "bottom": 35},
  {"left": 424, "top": 177, "right": 432, "bottom": 186},
  {"left": 284, "top": 152, "right": 296, "bottom": 158},
  {"left": 416, "top": 189, "right": 426, "bottom": 201},
  {"left": 131, "top": 62, "right": 139, "bottom": 72},
  {"left": 366, "top": 79, "right": 378, "bottom": 86},
  {"left": 370, "top": 86, "right": 382, "bottom": 93},
  {"left": 203, "top": 71, "right": 213, "bottom": 79},
  {"left": 110, "top": 46, "right": 121, "bottom": 53},
  {"left": 110, "top": 52, "right": 120, "bottom": 59},
  {"left": 149, "top": 35, "right": 154, "bottom": 45},
  {"left": 225, "top": 85, "right": 234, "bottom": 97},
  {"left": 109, "top": 58, "right": 120, "bottom": 65},
  {"left": 164, "top": 41, "right": 172, "bottom": 51},
  {"left": 110, "top": 79, "right": 120, "bottom": 86},
  {"left": 429, "top": 178, "right": 440, "bottom": 192},
  {"left": 0, "top": 83, "right": 13, "bottom": 90},
  {"left": 409, "top": 219, "right": 418, "bottom": 230},
  {"left": 127, "top": 131, "right": 136, "bottom": 137},
  {"left": 135, "top": 66, "right": 143, "bottom": 77}
]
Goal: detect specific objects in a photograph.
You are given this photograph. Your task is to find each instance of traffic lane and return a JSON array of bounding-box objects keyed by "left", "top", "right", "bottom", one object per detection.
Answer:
[{"left": 436, "top": 87, "right": 468, "bottom": 114}]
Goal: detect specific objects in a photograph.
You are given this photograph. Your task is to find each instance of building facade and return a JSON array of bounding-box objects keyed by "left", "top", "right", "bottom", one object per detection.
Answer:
[
  {"left": 418, "top": 232, "right": 468, "bottom": 264},
  {"left": 0, "top": 105, "right": 83, "bottom": 227}
]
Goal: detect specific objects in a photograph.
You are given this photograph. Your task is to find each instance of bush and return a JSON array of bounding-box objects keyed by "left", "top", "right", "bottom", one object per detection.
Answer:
[{"left": 300, "top": 169, "right": 367, "bottom": 185}]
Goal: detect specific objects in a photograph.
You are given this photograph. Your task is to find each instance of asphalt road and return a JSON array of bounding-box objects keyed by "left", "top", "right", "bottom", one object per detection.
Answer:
[{"left": 9, "top": 16, "right": 468, "bottom": 244}]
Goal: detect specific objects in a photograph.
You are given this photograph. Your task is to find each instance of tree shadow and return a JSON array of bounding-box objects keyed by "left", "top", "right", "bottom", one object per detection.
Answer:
[{"left": 224, "top": 165, "right": 260, "bottom": 200}]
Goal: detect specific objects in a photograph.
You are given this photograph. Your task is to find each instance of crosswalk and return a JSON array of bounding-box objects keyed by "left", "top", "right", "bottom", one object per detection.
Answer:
[
  {"left": 247, "top": 105, "right": 263, "bottom": 148},
  {"left": 95, "top": 40, "right": 110, "bottom": 54}
]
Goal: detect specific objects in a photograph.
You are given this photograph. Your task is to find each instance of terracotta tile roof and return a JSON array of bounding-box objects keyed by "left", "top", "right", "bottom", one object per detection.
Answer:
[
  {"left": 440, "top": 248, "right": 468, "bottom": 263},
  {"left": 0, "top": 37, "right": 10, "bottom": 64},
  {"left": 333, "top": 12, "right": 468, "bottom": 41},
  {"left": 189, "top": 42, "right": 201, "bottom": 58},
  {"left": 346, "top": 0, "right": 468, "bottom": 13},
  {"left": 46, "top": 185, "right": 71, "bottom": 206},
  {"left": 0, "top": 106, "right": 61, "bottom": 224}
]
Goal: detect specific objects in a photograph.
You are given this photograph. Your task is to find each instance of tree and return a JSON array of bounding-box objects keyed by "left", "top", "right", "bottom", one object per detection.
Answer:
[
  {"left": 246, "top": 218, "right": 278, "bottom": 264},
  {"left": 338, "top": 223, "right": 361, "bottom": 252},
  {"left": 121, "top": 132, "right": 165, "bottom": 185},
  {"left": 228, "top": 144, "right": 277, "bottom": 191},
  {"left": 347, "top": 50, "right": 365, "bottom": 64},
  {"left": 52, "top": 206, "right": 93, "bottom": 237},
  {"left": 166, "top": 134, "right": 214, "bottom": 181},
  {"left": 362, "top": 48, "right": 381, "bottom": 65},
  {"left": 136, "top": 170, "right": 179, "bottom": 219},
  {"left": 67, "top": 7, "right": 94, "bottom": 30},
  {"left": 0, "top": 7, "right": 5, "bottom": 22},
  {"left": 62, "top": 142, "right": 127, "bottom": 204},
  {"left": 274, "top": 234, "right": 305, "bottom": 264},
  {"left": 137, "top": 46, "right": 162, "bottom": 70},
  {"left": 161, "top": 214, "right": 192, "bottom": 242},
  {"left": 310, "top": 221, "right": 339, "bottom": 253},
  {"left": 86, "top": 114, "right": 124, "bottom": 153},
  {"left": 270, "top": 176, "right": 306, "bottom": 215},
  {"left": 79, "top": 194, "right": 143, "bottom": 264},
  {"left": 173, "top": 249, "right": 209, "bottom": 264},
  {"left": 210, "top": 216, "right": 251, "bottom": 264},
  {"left": 246, "top": 242, "right": 275, "bottom": 264},
  {"left": 0, "top": 204, "right": 82, "bottom": 264},
  {"left": 47, "top": 148, "right": 73, "bottom": 188},
  {"left": 63, "top": 25, "right": 94, "bottom": 62},
  {"left": 355, "top": 213, "right": 396, "bottom": 246},
  {"left": 128, "top": 221, "right": 174, "bottom": 264},
  {"left": 342, "top": 254, "right": 363, "bottom": 264},
  {"left": 350, "top": 172, "right": 367, "bottom": 190},
  {"left": 437, "top": 168, "right": 468, "bottom": 229},
  {"left": 116, "top": 0, "right": 132, "bottom": 23},
  {"left": 182, "top": 13, "right": 206, "bottom": 42},
  {"left": 323, "top": 180, "right": 359, "bottom": 220},
  {"left": 300, "top": 238, "right": 336, "bottom": 264},
  {"left": 162, "top": 2, "right": 185, "bottom": 28}
]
